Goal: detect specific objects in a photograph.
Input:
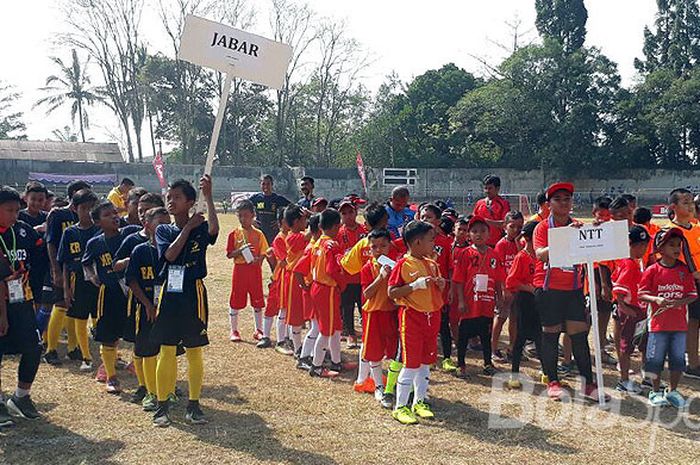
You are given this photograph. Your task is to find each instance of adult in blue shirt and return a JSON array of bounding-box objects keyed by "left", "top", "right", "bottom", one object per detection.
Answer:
[
  {"left": 385, "top": 186, "right": 414, "bottom": 238},
  {"left": 296, "top": 176, "right": 316, "bottom": 210},
  {"left": 248, "top": 174, "right": 291, "bottom": 245}
]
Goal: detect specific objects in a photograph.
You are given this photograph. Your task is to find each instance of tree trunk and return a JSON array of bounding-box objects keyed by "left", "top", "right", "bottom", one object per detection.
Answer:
[
  {"left": 78, "top": 99, "right": 86, "bottom": 143},
  {"left": 148, "top": 110, "right": 156, "bottom": 157}
]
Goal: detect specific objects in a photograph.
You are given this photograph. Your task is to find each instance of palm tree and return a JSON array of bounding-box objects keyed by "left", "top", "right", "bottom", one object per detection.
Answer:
[{"left": 35, "top": 49, "right": 102, "bottom": 142}]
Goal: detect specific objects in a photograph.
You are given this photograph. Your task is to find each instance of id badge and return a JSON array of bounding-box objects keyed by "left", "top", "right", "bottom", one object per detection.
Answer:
[
  {"left": 474, "top": 274, "right": 489, "bottom": 293},
  {"left": 8, "top": 279, "right": 25, "bottom": 304},
  {"left": 167, "top": 265, "right": 185, "bottom": 293},
  {"left": 154, "top": 284, "right": 163, "bottom": 306}
]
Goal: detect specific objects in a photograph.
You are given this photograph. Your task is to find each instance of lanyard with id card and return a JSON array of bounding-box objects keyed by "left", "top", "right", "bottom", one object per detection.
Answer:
[
  {"left": 474, "top": 274, "right": 489, "bottom": 293},
  {"left": 7, "top": 278, "right": 25, "bottom": 303},
  {"left": 167, "top": 265, "right": 185, "bottom": 293}
]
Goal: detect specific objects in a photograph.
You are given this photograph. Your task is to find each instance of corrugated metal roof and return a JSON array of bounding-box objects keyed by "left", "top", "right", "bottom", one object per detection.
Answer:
[{"left": 0, "top": 140, "right": 123, "bottom": 163}]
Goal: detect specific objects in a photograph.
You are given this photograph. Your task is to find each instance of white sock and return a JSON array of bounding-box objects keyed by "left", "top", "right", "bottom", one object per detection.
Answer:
[
  {"left": 395, "top": 367, "right": 418, "bottom": 410},
  {"left": 228, "top": 308, "right": 239, "bottom": 332},
  {"left": 15, "top": 387, "right": 30, "bottom": 398},
  {"left": 370, "top": 362, "right": 384, "bottom": 389},
  {"left": 329, "top": 330, "right": 342, "bottom": 364},
  {"left": 262, "top": 316, "right": 273, "bottom": 338},
  {"left": 253, "top": 308, "right": 263, "bottom": 332},
  {"left": 313, "top": 334, "right": 330, "bottom": 367},
  {"left": 301, "top": 319, "right": 319, "bottom": 358},
  {"left": 276, "top": 310, "right": 288, "bottom": 342},
  {"left": 291, "top": 326, "right": 302, "bottom": 353},
  {"left": 356, "top": 357, "right": 370, "bottom": 384},
  {"left": 414, "top": 364, "right": 431, "bottom": 405}
]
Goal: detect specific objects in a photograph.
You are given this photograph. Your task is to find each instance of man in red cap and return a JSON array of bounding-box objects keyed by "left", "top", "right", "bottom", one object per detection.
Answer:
[
  {"left": 533, "top": 182, "right": 604, "bottom": 402},
  {"left": 473, "top": 175, "right": 511, "bottom": 248}
]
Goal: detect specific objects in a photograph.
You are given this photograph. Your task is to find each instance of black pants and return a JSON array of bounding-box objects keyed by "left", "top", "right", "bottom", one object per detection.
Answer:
[
  {"left": 341, "top": 283, "right": 362, "bottom": 336},
  {"left": 440, "top": 306, "right": 452, "bottom": 358},
  {"left": 511, "top": 292, "right": 542, "bottom": 373},
  {"left": 457, "top": 316, "right": 492, "bottom": 368}
]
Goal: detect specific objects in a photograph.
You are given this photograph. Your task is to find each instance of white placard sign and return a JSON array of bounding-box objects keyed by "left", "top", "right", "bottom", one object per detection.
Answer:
[
  {"left": 178, "top": 14, "right": 292, "bottom": 90},
  {"left": 548, "top": 220, "right": 630, "bottom": 268}
]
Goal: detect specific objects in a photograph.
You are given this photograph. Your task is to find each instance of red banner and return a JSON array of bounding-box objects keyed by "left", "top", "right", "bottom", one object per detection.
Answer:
[
  {"left": 152, "top": 150, "right": 167, "bottom": 190},
  {"left": 356, "top": 150, "right": 367, "bottom": 195}
]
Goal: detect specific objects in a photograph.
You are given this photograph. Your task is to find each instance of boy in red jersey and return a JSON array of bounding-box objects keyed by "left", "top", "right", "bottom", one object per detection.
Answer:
[
  {"left": 492, "top": 210, "right": 524, "bottom": 363},
  {"left": 453, "top": 216, "right": 505, "bottom": 378},
  {"left": 441, "top": 217, "right": 470, "bottom": 372},
  {"left": 639, "top": 228, "right": 697, "bottom": 408},
  {"left": 257, "top": 210, "right": 288, "bottom": 349},
  {"left": 309, "top": 209, "right": 346, "bottom": 377},
  {"left": 388, "top": 221, "right": 445, "bottom": 424},
  {"left": 294, "top": 214, "right": 322, "bottom": 370},
  {"left": 226, "top": 199, "right": 268, "bottom": 342},
  {"left": 283, "top": 205, "right": 309, "bottom": 356},
  {"left": 506, "top": 221, "right": 540, "bottom": 389},
  {"left": 611, "top": 225, "right": 650, "bottom": 395}
]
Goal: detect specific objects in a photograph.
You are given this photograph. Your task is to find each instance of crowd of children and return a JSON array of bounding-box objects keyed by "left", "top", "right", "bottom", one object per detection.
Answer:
[{"left": 2, "top": 173, "right": 700, "bottom": 429}]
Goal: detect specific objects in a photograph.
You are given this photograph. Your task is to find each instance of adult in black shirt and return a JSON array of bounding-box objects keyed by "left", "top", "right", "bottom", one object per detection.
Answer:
[
  {"left": 248, "top": 174, "right": 290, "bottom": 245},
  {"left": 297, "top": 176, "right": 316, "bottom": 210}
]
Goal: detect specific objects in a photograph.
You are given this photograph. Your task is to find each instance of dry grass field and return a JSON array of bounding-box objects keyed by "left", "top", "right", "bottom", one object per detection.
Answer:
[{"left": 1, "top": 213, "right": 699, "bottom": 465}]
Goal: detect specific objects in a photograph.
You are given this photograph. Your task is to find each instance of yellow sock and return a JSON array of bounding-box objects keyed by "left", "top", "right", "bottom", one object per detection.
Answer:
[
  {"left": 74, "top": 319, "right": 91, "bottom": 361},
  {"left": 100, "top": 345, "right": 117, "bottom": 379},
  {"left": 46, "top": 305, "right": 66, "bottom": 352},
  {"left": 156, "top": 345, "right": 177, "bottom": 402},
  {"left": 143, "top": 356, "right": 158, "bottom": 395},
  {"left": 65, "top": 316, "right": 78, "bottom": 351},
  {"left": 186, "top": 347, "right": 204, "bottom": 401},
  {"left": 133, "top": 356, "right": 145, "bottom": 387}
]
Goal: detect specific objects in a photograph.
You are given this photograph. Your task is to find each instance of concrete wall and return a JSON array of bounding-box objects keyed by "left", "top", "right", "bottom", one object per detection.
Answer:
[{"left": 4, "top": 158, "right": 700, "bottom": 211}]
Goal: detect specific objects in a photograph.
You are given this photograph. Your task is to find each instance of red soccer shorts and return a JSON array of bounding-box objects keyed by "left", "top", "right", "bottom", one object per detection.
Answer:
[
  {"left": 399, "top": 307, "right": 440, "bottom": 369},
  {"left": 229, "top": 263, "right": 265, "bottom": 310},
  {"left": 264, "top": 280, "right": 280, "bottom": 318},
  {"left": 302, "top": 288, "right": 314, "bottom": 321},
  {"left": 285, "top": 272, "right": 305, "bottom": 326},
  {"left": 361, "top": 309, "right": 399, "bottom": 362},
  {"left": 311, "top": 282, "right": 342, "bottom": 336}
]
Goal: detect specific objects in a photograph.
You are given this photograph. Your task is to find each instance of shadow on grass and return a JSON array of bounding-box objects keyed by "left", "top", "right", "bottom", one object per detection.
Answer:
[
  {"left": 170, "top": 402, "right": 339, "bottom": 465},
  {"left": 0, "top": 420, "right": 124, "bottom": 465}
]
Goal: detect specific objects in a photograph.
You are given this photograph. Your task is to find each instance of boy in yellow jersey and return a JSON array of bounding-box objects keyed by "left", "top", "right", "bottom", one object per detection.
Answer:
[
  {"left": 666, "top": 188, "right": 700, "bottom": 379},
  {"left": 388, "top": 220, "right": 446, "bottom": 424},
  {"left": 151, "top": 177, "right": 219, "bottom": 427}
]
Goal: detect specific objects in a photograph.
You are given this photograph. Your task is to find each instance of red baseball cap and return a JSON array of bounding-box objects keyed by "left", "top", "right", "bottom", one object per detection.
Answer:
[
  {"left": 654, "top": 227, "right": 684, "bottom": 251},
  {"left": 338, "top": 199, "right": 356, "bottom": 211},
  {"left": 312, "top": 197, "right": 328, "bottom": 208},
  {"left": 546, "top": 182, "right": 575, "bottom": 200},
  {"left": 467, "top": 215, "right": 489, "bottom": 231}
]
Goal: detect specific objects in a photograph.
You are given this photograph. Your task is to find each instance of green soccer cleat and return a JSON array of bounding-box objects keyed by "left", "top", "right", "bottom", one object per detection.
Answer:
[
  {"left": 412, "top": 401, "right": 435, "bottom": 419},
  {"left": 441, "top": 358, "right": 458, "bottom": 372},
  {"left": 392, "top": 405, "right": 418, "bottom": 425},
  {"left": 167, "top": 392, "right": 179, "bottom": 406},
  {"left": 142, "top": 393, "right": 158, "bottom": 412}
]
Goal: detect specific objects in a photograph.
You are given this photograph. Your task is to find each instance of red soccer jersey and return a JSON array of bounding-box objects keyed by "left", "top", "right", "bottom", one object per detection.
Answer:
[
  {"left": 506, "top": 249, "right": 536, "bottom": 292},
  {"left": 533, "top": 217, "right": 583, "bottom": 291},
  {"left": 337, "top": 223, "right": 368, "bottom": 284},
  {"left": 495, "top": 236, "right": 520, "bottom": 273},
  {"left": 271, "top": 232, "right": 288, "bottom": 281},
  {"left": 433, "top": 230, "right": 453, "bottom": 278},
  {"left": 639, "top": 261, "right": 697, "bottom": 332},
  {"left": 311, "top": 235, "right": 345, "bottom": 288},
  {"left": 285, "top": 231, "right": 309, "bottom": 272},
  {"left": 473, "top": 196, "right": 511, "bottom": 247},
  {"left": 452, "top": 246, "right": 506, "bottom": 319},
  {"left": 611, "top": 258, "right": 644, "bottom": 310}
]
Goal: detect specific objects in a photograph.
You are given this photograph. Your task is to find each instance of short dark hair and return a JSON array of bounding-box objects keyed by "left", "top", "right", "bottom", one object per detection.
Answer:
[
  {"left": 91, "top": 200, "right": 115, "bottom": 222},
  {"left": 320, "top": 208, "right": 341, "bottom": 231},
  {"left": 235, "top": 199, "right": 255, "bottom": 214},
  {"left": 391, "top": 186, "right": 410, "bottom": 199},
  {"left": 144, "top": 207, "right": 169, "bottom": 223},
  {"left": 621, "top": 193, "right": 637, "bottom": 205},
  {"left": 521, "top": 221, "right": 538, "bottom": 240},
  {"left": 505, "top": 210, "right": 524, "bottom": 223},
  {"left": 139, "top": 192, "right": 164, "bottom": 207},
  {"left": 669, "top": 188, "right": 692, "bottom": 205},
  {"left": 483, "top": 174, "right": 501, "bottom": 188},
  {"left": 309, "top": 213, "right": 321, "bottom": 234},
  {"left": 536, "top": 192, "right": 547, "bottom": 206},
  {"left": 439, "top": 216, "right": 455, "bottom": 236},
  {"left": 121, "top": 178, "right": 135, "bottom": 187},
  {"left": 300, "top": 176, "right": 315, "bottom": 186},
  {"left": 403, "top": 220, "right": 433, "bottom": 246},
  {"left": 633, "top": 207, "right": 653, "bottom": 225},
  {"left": 261, "top": 174, "right": 274, "bottom": 183},
  {"left": 169, "top": 179, "right": 196, "bottom": 202},
  {"left": 368, "top": 228, "right": 391, "bottom": 241},
  {"left": 609, "top": 196, "right": 629, "bottom": 211},
  {"left": 419, "top": 203, "right": 442, "bottom": 219},
  {"left": 72, "top": 189, "right": 98, "bottom": 207},
  {"left": 24, "top": 181, "right": 48, "bottom": 196},
  {"left": 46, "top": 190, "right": 55, "bottom": 199},
  {"left": 127, "top": 187, "right": 148, "bottom": 204},
  {"left": 67, "top": 180, "right": 92, "bottom": 199},
  {"left": 456, "top": 216, "right": 470, "bottom": 227},
  {"left": 0, "top": 186, "right": 21, "bottom": 205},
  {"left": 364, "top": 202, "right": 389, "bottom": 229},
  {"left": 284, "top": 205, "right": 304, "bottom": 228},
  {"left": 593, "top": 196, "right": 612, "bottom": 210}
]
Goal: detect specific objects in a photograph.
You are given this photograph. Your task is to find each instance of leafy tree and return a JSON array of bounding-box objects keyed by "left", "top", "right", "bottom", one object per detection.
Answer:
[
  {"left": 535, "top": 0, "right": 588, "bottom": 53},
  {"left": 0, "top": 82, "right": 26, "bottom": 140},
  {"left": 34, "top": 49, "right": 103, "bottom": 143}
]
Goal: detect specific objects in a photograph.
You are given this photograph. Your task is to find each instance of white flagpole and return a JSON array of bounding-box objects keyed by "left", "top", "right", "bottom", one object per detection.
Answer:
[
  {"left": 196, "top": 73, "right": 233, "bottom": 212},
  {"left": 586, "top": 259, "right": 607, "bottom": 406}
]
